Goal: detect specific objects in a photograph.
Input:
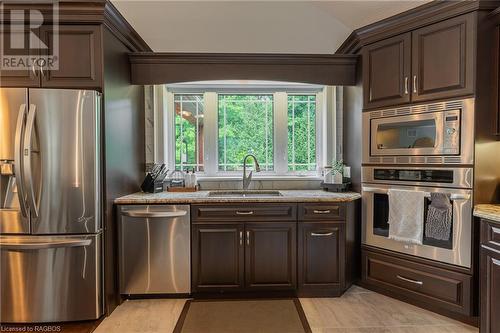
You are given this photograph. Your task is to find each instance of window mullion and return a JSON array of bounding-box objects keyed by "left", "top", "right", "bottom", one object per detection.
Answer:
[
  {"left": 274, "top": 92, "right": 288, "bottom": 175},
  {"left": 203, "top": 92, "right": 218, "bottom": 176}
]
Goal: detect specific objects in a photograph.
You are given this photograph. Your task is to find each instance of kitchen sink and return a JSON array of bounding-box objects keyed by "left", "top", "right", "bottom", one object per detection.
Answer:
[{"left": 207, "top": 190, "right": 283, "bottom": 197}]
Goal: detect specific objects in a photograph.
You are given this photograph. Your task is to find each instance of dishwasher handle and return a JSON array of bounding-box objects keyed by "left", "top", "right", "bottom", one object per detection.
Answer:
[{"left": 122, "top": 210, "right": 187, "bottom": 218}]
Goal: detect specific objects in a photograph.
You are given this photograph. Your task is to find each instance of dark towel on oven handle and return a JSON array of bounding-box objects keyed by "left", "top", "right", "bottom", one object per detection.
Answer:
[{"left": 425, "top": 192, "right": 453, "bottom": 241}]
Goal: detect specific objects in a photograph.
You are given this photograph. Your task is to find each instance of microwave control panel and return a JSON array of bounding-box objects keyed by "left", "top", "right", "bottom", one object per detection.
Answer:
[{"left": 443, "top": 110, "right": 460, "bottom": 154}]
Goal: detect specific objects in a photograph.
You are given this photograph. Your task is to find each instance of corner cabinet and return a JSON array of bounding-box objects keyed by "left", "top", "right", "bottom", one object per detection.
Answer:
[
  {"left": 363, "top": 12, "right": 475, "bottom": 110},
  {"left": 480, "top": 218, "right": 500, "bottom": 333}
]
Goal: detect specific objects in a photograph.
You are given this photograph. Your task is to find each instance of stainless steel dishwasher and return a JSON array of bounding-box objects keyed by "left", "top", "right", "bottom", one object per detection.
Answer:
[{"left": 118, "top": 205, "right": 190, "bottom": 294}]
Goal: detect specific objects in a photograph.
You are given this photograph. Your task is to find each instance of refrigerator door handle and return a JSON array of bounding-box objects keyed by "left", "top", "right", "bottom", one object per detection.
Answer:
[
  {"left": 14, "top": 104, "right": 28, "bottom": 218},
  {"left": 23, "top": 104, "right": 39, "bottom": 218},
  {"left": 0, "top": 238, "right": 91, "bottom": 250}
]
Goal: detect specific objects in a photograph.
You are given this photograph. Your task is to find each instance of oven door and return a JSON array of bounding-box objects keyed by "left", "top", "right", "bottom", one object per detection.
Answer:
[
  {"left": 371, "top": 112, "right": 445, "bottom": 156},
  {"left": 361, "top": 183, "right": 472, "bottom": 268}
]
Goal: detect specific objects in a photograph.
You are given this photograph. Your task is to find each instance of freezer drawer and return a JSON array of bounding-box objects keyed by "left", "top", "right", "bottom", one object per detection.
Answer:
[
  {"left": 119, "top": 205, "right": 191, "bottom": 294},
  {"left": 0, "top": 234, "right": 102, "bottom": 323}
]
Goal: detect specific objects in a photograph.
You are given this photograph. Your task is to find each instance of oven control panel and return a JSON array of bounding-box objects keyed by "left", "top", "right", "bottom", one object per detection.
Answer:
[{"left": 443, "top": 110, "right": 460, "bottom": 154}]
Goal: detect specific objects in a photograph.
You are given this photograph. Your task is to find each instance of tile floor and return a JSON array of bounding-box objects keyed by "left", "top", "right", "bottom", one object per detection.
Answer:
[{"left": 93, "top": 286, "right": 477, "bottom": 333}]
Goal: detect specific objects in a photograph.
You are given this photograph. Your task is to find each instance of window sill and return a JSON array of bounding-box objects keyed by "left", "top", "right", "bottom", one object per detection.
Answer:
[{"left": 197, "top": 175, "right": 323, "bottom": 182}]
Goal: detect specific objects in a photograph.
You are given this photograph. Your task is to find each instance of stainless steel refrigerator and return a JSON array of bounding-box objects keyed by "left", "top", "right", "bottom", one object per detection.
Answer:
[{"left": 0, "top": 88, "right": 103, "bottom": 323}]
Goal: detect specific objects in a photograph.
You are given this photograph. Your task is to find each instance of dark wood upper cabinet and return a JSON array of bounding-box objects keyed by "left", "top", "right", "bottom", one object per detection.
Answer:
[
  {"left": 0, "top": 27, "right": 40, "bottom": 87},
  {"left": 39, "top": 25, "right": 102, "bottom": 89},
  {"left": 362, "top": 32, "right": 411, "bottom": 109},
  {"left": 298, "top": 223, "right": 343, "bottom": 290},
  {"left": 245, "top": 223, "right": 296, "bottom": 290},
  {"left": 411, "top": 13, "right": 474, "bottom": 103},
  {"left": 191, "top": 223, "right": 244, "bottom": 292}
]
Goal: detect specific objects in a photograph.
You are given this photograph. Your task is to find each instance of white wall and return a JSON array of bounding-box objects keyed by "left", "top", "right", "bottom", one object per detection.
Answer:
[{"left": 112, "top": 0, "right": 429, "bottom": 53}]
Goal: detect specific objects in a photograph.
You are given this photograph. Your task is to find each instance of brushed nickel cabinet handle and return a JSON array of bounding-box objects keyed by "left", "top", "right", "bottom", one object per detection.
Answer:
[
  {"left": 396, "top": 275, "right": 423, "bottom": 286},
  {"left": 246, "top": 231, "right": 250, "bottom": 246},
  {"left": 313, "top": 210, "right": 331, "bottom": 214},
  {"left": 413, "top": 75, "right": 417, "bottom": 93},
  {"left": 239, "top": 231, "right": 243, "bottom": 246},
  {"left": 311, "top": 232, "right": 334, "bottom": 237},
  {"left": 404, "top": 77, "right": 409, "bottom": 94},
  {"left": 236, "top": 211, "right": 254, "bottom": 215},
  {"left": 31, "top": 64, "right": 37, "bottom": 77}
]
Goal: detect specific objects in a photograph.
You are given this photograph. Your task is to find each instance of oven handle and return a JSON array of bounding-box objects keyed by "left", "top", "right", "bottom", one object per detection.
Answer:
[{"left": 362, "top": 187, "right": 470, "bottom": 201}]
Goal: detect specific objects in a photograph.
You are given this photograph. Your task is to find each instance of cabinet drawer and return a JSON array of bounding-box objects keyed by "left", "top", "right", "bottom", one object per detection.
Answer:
[
  {"left": 362, "top": 249, "right": 471, "bottom": 315},
  {"left": 191, "top": 204, "right": 297, "bottom": 222},
  {"left": 299, "top": 203, "right": 345, "bottom": 221},
  {"left": 481, "top": 218, "right": 500, "bottom": 253}
]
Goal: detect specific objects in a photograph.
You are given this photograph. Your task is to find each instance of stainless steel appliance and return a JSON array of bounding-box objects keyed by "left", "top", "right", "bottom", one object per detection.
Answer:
[
  {"left": 362, "top": 98, "right": 474, "bottom": 165},
  {"left": 0, "top": 88, "right": 102, "bottom": 322},
  {"left": 119, "top": 205, "right": 191, "bottom": 294},
  {"left": 362, "top": 166, "right": 473, "bottom": 268}
]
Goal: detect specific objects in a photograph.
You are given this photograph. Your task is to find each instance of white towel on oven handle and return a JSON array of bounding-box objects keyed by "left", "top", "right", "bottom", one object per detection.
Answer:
[{"left": 387, "top": 189, "right": 425, "bottom": 245}]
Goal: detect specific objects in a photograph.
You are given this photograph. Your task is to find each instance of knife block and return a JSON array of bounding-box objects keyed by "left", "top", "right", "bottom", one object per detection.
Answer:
[{"left": 140, "top": 173, "right": 164, "bottom": 193}]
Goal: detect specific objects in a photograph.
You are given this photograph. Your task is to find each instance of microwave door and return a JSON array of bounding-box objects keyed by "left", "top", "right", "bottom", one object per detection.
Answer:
[
  {"left": 27, "top": 89, "right": 100, "bottom": 235},
  {"left": 371, "top": 112, "right": 444, "bottom": 156},
  {"left": 0, "top": 88, "right": 30, "bottom": 234}
]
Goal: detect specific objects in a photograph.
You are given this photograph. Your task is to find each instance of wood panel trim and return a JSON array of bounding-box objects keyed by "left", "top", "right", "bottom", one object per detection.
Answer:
[
  {"left": 129, "top": 53, "right": 358, "bottom": 85},
  {"left": 336, "top": 0, "right": 499, "bottom": 54}
]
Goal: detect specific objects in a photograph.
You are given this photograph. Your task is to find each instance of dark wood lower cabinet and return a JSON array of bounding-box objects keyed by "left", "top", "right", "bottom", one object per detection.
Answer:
[
  {"left": 191, "top": 224, "right": 244, "bottom": 291},
  {"left": 361, "top": 246, "right": 473, "bottom": 319},
  {"left": 191, "top": 202, "right": 359, "bottom": 296},
  {"left": 298, "top": 223, "right": 344, "bottom": 295},
  {"left": 480, "top": 218, "right": 500, "bottom": 333},
  {"left": 245, "top": 223, "right": 296, "bottom": 290}
]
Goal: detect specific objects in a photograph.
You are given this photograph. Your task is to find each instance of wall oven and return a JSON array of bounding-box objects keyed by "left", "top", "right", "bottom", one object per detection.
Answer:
[
  {"left": 361, "top": 166, "right": 473, "bottom": 268},
  {"left": 362, "top": 98, "right": 474, "bottom": 165}
]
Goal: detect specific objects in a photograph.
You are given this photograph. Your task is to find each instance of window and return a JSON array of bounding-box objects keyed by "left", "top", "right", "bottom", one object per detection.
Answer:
[
  {"left": 218, "top": 95, "right": 274, "bottom": 171},
  {"left": 174, "top": 94, "right": 204, "bottom": 171},
  {"left": 163, "top": 82, "right": 334, "bottom": 177},
  {"left": 288, "top": 95, "right": 316, "bottom": 171}
]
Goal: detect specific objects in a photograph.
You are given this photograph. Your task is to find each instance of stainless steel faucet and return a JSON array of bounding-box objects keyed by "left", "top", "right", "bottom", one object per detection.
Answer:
[{"left": 242, "top": 154, "right": 261, "bottom": 190}]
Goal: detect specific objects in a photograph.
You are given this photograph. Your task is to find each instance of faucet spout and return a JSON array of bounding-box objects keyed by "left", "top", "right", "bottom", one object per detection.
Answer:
[{"left": 242, "top": 154, "right": 261, "bottom": 190}]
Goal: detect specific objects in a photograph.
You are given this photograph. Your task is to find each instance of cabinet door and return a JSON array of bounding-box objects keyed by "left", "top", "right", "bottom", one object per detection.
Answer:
[
  {"left": 192, "top": 224, "right": 244, "bottom": 292},
  {"left": 480, "top": 245, "right": 500, "bottom": 333},
  {"left": 298, "top": 223, "right": 344, "bottom": 291},
  {"left": 362, "top": 32, "right": 411, "bottom": 110},
  {"left": 411, "top": 13, "right": 474, "bottom": 102},
  {"left": 245, "top": 222, "right": 296, "bottom": 290},
  {"left": 39, "top": 25, "right": 102, "bottom": 89},
  {"left": 0, "top": 27, "right": 40, "bottom": 87}
]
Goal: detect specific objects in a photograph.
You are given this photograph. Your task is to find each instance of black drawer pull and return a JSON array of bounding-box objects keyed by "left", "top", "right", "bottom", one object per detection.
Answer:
[
  {"left": 313, "top": 209, "right": 331, "bottom": 214},
  {"left": 396, "top": 275, "right": 423, "bottom": 286}
]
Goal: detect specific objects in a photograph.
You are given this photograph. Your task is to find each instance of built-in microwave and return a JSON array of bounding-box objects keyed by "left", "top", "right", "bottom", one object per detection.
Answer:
[{"left": 362, "top": 98, "right": 474, "bottom": 165}]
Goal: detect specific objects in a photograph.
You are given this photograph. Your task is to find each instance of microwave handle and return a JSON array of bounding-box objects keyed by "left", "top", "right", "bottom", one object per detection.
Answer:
[{"left": 362, "top": 187, "right": 470, "bottom": 201}]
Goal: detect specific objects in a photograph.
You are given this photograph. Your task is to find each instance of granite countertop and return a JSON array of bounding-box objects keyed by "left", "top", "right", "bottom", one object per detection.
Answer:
[
  {"left": 115, "top": 190, "right": 361, "bottom": 204},
  {"left": 474, "top": 204, "right": 500, "bottom": 223}
]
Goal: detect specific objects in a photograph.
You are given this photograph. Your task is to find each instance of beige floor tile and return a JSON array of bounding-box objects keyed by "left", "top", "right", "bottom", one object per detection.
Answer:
[
  {"left": 299, "top": 288, "right": 477, "bottom": 331},
  {"left": 93, "top": 298, "right": 186, "bottom": 333}
]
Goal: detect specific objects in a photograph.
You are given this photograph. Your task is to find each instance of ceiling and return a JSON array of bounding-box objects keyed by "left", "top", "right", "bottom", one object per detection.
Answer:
[{"left": 112, "top": 0, "right": 430, "bottom": 54}]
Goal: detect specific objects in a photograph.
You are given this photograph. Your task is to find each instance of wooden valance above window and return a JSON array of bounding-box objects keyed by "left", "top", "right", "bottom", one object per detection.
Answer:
[{"left": 129, "top": 53, "right": 359, "bottom": 86}]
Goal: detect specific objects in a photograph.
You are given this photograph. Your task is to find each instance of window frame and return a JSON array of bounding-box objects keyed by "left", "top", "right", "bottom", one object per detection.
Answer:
[{"left": 163, "top": 84, "right": 330, "bottom": 178}]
